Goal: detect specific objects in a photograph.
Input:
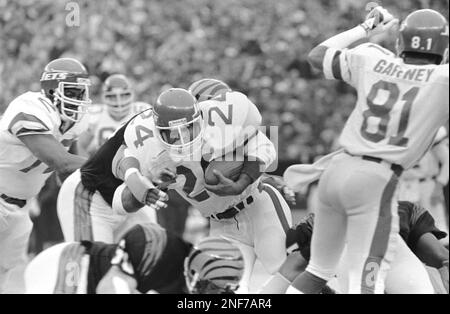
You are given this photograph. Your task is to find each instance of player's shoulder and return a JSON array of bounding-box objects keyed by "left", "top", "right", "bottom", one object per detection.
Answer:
[
  {"left": 131, "top": 101, "right": 152, "bottom": 114},
  {"left": 7, "top": 91, "right": 57, "bottom": 117},
  {"left": 124, "top": 110, "right": 161, "bottom": 155},
  {"left": 2, "top": 91, "right": 59, "bottom": 135},
  {"left": 201, "top": 91, "right": 261, "bottom": 128},
  {"left": 350, "top": 42, "right": 395, "bottom": 59},
  {"left": 87, "top": 104, "right": 105, "bottom": 115}
]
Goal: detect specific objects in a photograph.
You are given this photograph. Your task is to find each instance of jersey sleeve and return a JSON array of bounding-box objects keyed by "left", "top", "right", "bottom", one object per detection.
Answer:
[
  {"left": 203, "top": 92, "right": 263, "bottom": 160},
  {"left": 244, "top": 130, "right": 276, "bottom": 171},
  {"left": 122, "top": 114, "right": 161, "bottom": 172},
  {"left": 322, "top": 43, "right": 394, "bottom": 87},
  {"left": 433, "top": 126, "right": 448, "bottom": 147},
  {"left": 398, "top": 201, "right": 447, "bottom": 250},
  {"left": 7, "top": 96, "right": 55, "bottom": 137}
]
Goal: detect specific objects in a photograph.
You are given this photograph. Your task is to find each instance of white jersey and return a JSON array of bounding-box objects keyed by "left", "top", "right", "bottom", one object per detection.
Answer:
[
  {"left": 86, "top": 102, "right": 151, "bottom": 152},
  {"left": 323, "top": 43, "right": 449, "bottom": 169},
  {"left": 0, "top": 92, "right": 88, "bottom": 200},
  {"left": 403, "top": 126, "right": 449, "bottom": 180},
  {"left": 122, "top": 91, "right": 276, "bottom": 216}
]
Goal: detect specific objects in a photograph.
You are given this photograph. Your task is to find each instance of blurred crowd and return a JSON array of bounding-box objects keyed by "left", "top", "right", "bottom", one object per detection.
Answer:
[{"left": 1, "top": 0, "right": 448, "bottom": 161}]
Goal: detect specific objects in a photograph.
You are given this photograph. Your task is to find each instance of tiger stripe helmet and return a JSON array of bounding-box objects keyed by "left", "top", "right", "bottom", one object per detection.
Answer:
[
  {"left": 184, "top": 237, "right": 244, "bottom": 294},
  {"left": 188, "top": 78, "right": 231, "bottom": 102}
]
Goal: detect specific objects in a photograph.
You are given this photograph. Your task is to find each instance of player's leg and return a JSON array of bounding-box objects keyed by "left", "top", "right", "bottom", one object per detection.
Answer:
[
  {"left": 113, "top": 206, "right": 157, "bottom": 242},
  {"left": 252, "top": 183, "right": 292, "bottom": 275},
  {"left": 342, "top": 159, "right": 399, "bottom": 294},
  {"left": 0, "top": 200, "right": 33, "bottom": 293},
  {"left": 209, "top": 217, "right": 256, "bottom": 294},
  {"left": 57, "top": 170, "right": 80, "bottom": 242},
  {"left": 385, "top": 234, "right": 434, "bottom": 294},
  {"left": 25, "top": 242, "right": 89, "bottom": 294},
  {"left": 89, "top": 192, "right": 126, "bottom": 243},
  {"left": 288, "top": 158, "right": 347, "bottom": 294}
]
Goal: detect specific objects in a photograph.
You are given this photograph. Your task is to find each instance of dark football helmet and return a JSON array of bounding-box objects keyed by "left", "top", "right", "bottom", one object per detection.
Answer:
[
  {"left": 398, "top": 9, "right": 449, "bottom": 64},
  {"left": 188, "top": 78, "right": 231, "bottom": 102},
  {"left": 153, "top": 88, "right": 203, "bottom": 159},
  {"left": 40, "top": 57, "right": 91, "bottom": 122},
  {"left": 102, "top": 74, "right": 134, "bottom": 120},
  {"left": 184, "top": 237, "right": 244, "bottom": 294}
]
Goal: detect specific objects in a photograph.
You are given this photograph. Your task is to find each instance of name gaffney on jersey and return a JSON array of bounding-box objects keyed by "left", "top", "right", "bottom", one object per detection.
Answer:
[{"left": 373, "top": 59, "right": 435, "bottom": 83}]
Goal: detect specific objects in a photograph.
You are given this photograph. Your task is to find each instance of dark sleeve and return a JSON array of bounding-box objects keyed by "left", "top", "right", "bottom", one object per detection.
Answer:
[
  {"left": 80, "top": 124, "right": 127, "bottom": 205},
  {"left": 398, "top": 201, "right": 447, "bottom": 250},
  {"left": 286, "top": 213, "right": 314, "bottom": 261},
  {"left": 120, "top": 224, "right": 192, "bottom": 293},
  {"left": 409, "top": 211, "right": 448, "bottom": 248},
  {"left": 83, "top": 241, "right": 117, "bottom": 294}
]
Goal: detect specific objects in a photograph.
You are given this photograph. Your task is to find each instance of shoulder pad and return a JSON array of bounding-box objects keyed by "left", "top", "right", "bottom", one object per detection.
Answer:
[
  {"left": 351, "top": 43, "right": 395, "bottom": 58},
  {"left": 5, "top": 92, "right": 58, "bottom": 136},
  {"left": 202, "top": 92, "right": 262, "bottom": 158}
]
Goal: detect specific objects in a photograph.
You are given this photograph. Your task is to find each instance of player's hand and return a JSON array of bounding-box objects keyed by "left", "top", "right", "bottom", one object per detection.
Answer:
[
  {"left": 361, "top": 5, "right": 398, "bottom": 37},
  {"left": 153, "top": 168, "right": 177, "bottom": 190},
  {"left": 430, "top": 182, "right": 444, "bottom": 206},
  {"left": 204, "top": 170, "right": 243, "bottom": 196},
  {"left": 144, "top": 188, "right": 168, "bottom": 210},
  {"left": 283, "top": 186, "right": 297, "bottom": 206}
]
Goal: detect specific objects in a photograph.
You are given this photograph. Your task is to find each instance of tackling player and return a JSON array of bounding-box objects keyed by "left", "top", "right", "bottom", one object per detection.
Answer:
[
  {"left": 399, "top": 126, "right": 449, "bottom": 242},
  {"left": 78, "top": 74, "right": 151, "bottom": 156},
  {"left": 101, "top": 81, "right": 292, "bottom": 292},
  {"left": 0, "top": 58, "right": 91, "bottom": 292},
  {"left": 24, "top": 225, "right": 244, "bottom": 294},
  {"left": 289, "top": 7, "right": 449, "bottom": 293},
  {"left": 260, "top": 201, "right": 448, "bottom": 294},
  {"left": 25, "top": 223, "right": 191, "bottom": 294}
]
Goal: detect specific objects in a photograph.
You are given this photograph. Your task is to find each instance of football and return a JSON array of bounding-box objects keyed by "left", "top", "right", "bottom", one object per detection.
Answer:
[{"left": 204, "top": 158, "right": 245, "bottom": 185}]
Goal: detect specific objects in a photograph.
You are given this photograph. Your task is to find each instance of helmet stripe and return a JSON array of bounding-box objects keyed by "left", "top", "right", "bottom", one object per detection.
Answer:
[
  {"left": 195, "top": 82, "right": 222, "bottom": 98},
  {"left": 203, "top": 265, "right": 244, "bottom": 278}
]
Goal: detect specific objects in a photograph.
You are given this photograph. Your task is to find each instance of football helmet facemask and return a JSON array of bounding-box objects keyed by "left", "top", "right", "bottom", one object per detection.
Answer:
[
  {"left": 102, "top": 74, "right": 135, "bottom": 120},
  {"left": 40, "top": 58, "right": 91, "bottom": 123},
  {"left": 153, "top": 88, "right": 204, "bottom": 160},
  {"left": 184, "top": 237, "right": 244, "bottom": 294}
]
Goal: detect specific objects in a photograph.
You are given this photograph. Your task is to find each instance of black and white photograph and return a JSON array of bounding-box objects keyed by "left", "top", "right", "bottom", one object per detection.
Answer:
[{"left": 0, "top": 0, "right": 448, "bottom": 299}]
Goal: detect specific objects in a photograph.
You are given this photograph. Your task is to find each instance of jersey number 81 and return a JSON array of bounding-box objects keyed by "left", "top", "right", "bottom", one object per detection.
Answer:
[{"left": 361, "top": 80, "right": 419, "bottom": 147}]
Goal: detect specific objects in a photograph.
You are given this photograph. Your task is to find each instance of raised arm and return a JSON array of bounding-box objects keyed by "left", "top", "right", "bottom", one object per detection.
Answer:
[{"left": 308, "top": 6, "right": 398, "bottom": 71}]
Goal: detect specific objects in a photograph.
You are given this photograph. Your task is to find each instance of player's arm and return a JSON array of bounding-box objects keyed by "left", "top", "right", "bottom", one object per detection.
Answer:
[
  {"left": 205, "top": 131, "right": 276, "bottom": 196},
  {"left": 77, "top": 128, "right": 95, "bottom": 158},
  {"left": 432, "top": 137, "right": 449, "bottom": 186},
  {"left": 415, "top": 233, "right": 449, "bottom": 269},
  {"left": 19, "top": 134, "right": 86, "bottom": 179},
  {"left": 111, "top": 144, "right": 170, "bottom": 211},
  {"left": 308, "top": 6, "right": 398, "bottom": 79}
]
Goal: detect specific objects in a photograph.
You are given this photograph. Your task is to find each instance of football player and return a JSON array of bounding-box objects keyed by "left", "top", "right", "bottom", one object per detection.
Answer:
[
  {"left": 289, "top": 7, "right": 449, "bottom": 294},
  {"left": 25, "top": 225, "right": 244, "bottom": 294},
  {"left": 0, "top": 58, "right": 91, "bottom": 292},
  {"left": 78, "top": 74, "right": 151, "bottom": 157},
  {"left": 71, "top": 81, "right": 292, "bottom": 292},
  {"left": 399, "top": 126, "right": 449, "bottom": 243},
  {"left": 24, "top": 223, "right": 192, "bottom": 294},
  {"left": 184, "top": 236, "right": 245, "bottom": 294},
  {"left": 260, "top": 201, "right": 448, "bottom": 294}
]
